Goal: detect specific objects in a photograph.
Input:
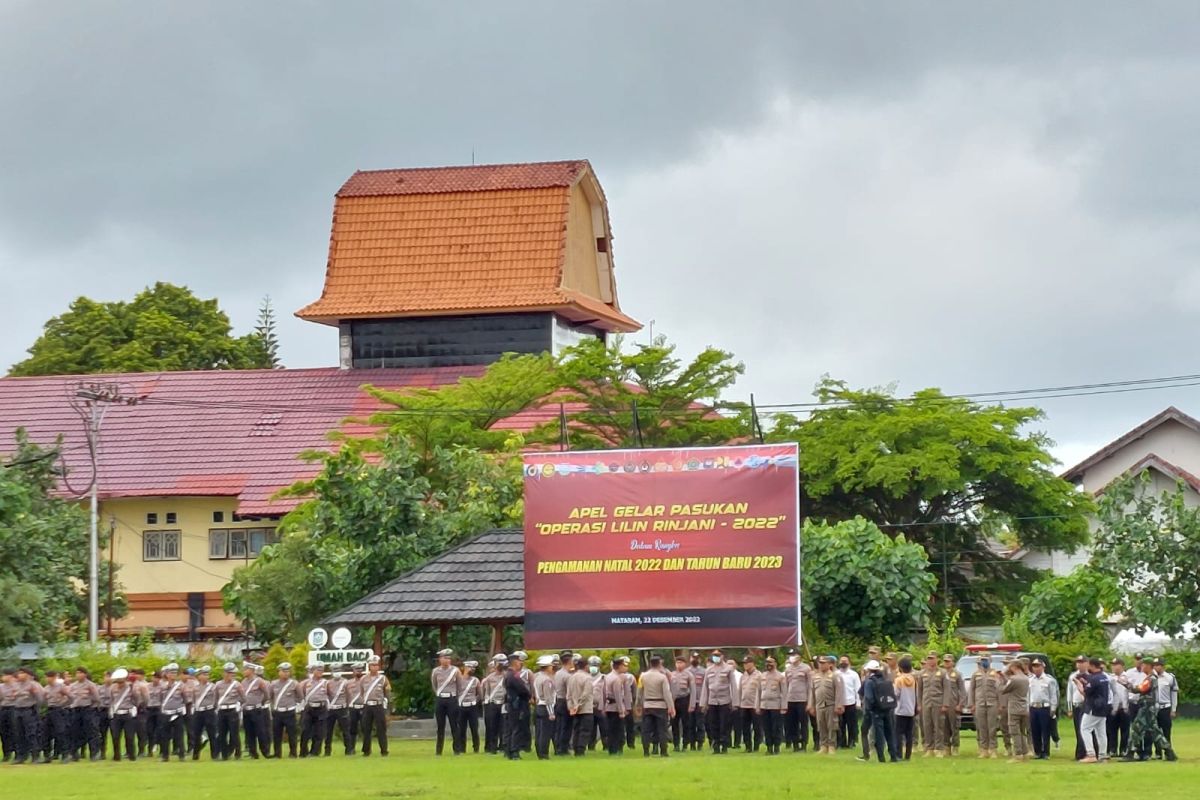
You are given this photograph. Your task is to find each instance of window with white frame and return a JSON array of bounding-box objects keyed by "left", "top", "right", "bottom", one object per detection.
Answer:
[
  {"left": 143, "top": 530, "right": 181, "bottom": 561},
  {"left": 208, "top": 527, "right": 276, "bottom": 559}
]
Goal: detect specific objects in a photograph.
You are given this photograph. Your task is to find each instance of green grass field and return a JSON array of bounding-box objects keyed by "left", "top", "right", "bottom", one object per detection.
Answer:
[{"left": 4, "top": 723, "right": 1198, "bottom": 798}]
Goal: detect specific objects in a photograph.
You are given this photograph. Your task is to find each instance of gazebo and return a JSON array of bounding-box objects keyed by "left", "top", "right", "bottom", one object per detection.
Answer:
[{"left": 324, "top": 528, "right": 523, "bottom": 655}]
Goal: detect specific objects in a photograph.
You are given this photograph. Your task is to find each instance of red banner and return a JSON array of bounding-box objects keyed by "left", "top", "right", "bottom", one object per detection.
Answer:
[{"left": 523, "top": 444, "right": 800, "bottom": 649}]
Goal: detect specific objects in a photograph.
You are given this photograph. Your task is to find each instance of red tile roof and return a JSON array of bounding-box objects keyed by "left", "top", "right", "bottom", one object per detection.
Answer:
[
  {"left": 0, "top": 367, "right": 485, "bottom": 515},
  {"left": 337, "top": 160, "right": 590, "bottom": 196},
  {"left": 297, "top": 160, "right": 640, "bottom": 333}
]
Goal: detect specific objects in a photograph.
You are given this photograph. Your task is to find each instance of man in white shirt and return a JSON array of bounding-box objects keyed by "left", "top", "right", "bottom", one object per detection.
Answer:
[
  {"left": 1066, "top": 655, "right": 1088, "bottom": 761},
  {"left": 724, "top": 659, "right": 743, "bottom": 749},
  {"left": 1026, "top": 659, "right": 1059, "bottom": 760},
  {"left": 1152, "top": 659, "right": 1178, "bottom": 758},
  {"left": 1106, "top": 659, "right": 1131, "bottom": 758},
  {"left": 836, "top": 657, "right": 861, "bottom": 750}
]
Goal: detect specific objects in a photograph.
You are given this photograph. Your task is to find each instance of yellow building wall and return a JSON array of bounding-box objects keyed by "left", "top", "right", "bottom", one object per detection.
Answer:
[
  {"left": 562, "top": 183, "right": 602, "bottom": 297},
  {"left": 100, "top": 495, "right": 278, "bottom": 635}
]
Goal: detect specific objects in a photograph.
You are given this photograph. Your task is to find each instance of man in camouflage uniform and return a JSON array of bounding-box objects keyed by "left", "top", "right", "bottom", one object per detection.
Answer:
[{"left": 1122, "top": 662, "right": 1177, "bottom": 762}]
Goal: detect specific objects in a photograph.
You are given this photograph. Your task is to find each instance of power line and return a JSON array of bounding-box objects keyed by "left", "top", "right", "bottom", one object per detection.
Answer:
[{"left": 121, "top": 368, "right": 1200, "bottom": 420}]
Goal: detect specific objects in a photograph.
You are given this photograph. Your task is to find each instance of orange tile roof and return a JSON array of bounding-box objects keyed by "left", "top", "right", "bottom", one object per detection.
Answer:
[{"left": 297, "top": 160, "right": 640, "bottom": 332}]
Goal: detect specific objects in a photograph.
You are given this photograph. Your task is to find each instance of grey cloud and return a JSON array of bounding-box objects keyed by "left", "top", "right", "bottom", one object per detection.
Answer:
[{"left": 2, "top": 0, "right": 1199, "bottom": 462}]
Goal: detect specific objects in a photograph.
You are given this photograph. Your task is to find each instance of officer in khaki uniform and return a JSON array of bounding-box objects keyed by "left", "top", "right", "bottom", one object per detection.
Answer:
[
  {"left": 967, "top": 654, "right": 1005, "bottom": 758},
  {"left": 807, "top": 655, "right": 844, "bottom": 754},
  {"left": 635, "top": 655, "right": 672, "bottom": 758},
  {"left": 698, "top": 649, "right": 735, "bottom": 754},
  {"left": 784, "top": 649, "right": 812, "bottom": 751},
  {"left": 359, "top": 655, "right": 391, "bottom": 757},
  {"left": 1000, "top": 659, "right": 1030, "bottom": 761},
  {"left": 940, "top": 653, "right": 967, "bottom": 755},
  {"left": 737, "top": 655, "right": 763, "bottom": 752},
  {"left": 565, "top": 656, "right": 594, "bottom": 755},
  {"left": 431, "top": 648, "right": 463, "bottom": 756},
  {"left": 915, "top": 652, "right": 951, "bottom": 757},
  {"left": 532, "top": 655, "right": 558, "bottom": 759},
  {"left": 756, "top": 656, "right": 788, "bottom": 755},
  {"left": 270, "top": 662, "right": 302, "bottom": 758}
]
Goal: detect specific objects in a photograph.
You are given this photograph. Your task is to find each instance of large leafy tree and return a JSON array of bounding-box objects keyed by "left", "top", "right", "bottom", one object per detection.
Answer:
[
  {"left": 9, "top": 282, "right": 275, "bottom": 376},
  {"left": 0, "top": 431, "right": 125, "bottom": 647},
  {"left": 222, "top": 434, "right": 523, "bottom": 642},
  {"left": 1091, "top": 472, "right": 1200, "bottom": 637},
  {"left": 780, "top": 379, "right": 1091, "bottom": 620},
  {"left": 364, "top": 336, "right": 750, "bottom": 456},
  {"left": 802, "top": 517, "right": 935, "bottom": 639},
  {"left": 541, "top": 336, "right": 748, "bottom": 449}
]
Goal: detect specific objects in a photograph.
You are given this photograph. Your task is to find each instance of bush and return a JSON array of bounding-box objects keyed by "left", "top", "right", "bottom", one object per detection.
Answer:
[
  {"left": 1002, "top": 612, "right": 1110, "bottom": 680},
  {"left": 802, "top": 517, "right": 936, "bottom": 641}
]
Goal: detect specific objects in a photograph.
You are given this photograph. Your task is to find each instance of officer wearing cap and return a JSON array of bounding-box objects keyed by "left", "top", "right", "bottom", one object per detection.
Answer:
[
  {"left": 65, "top": 666, "right": 101, "bottom": 762},
  {"left": 757, "top": 656, "right": 787, "bottom": 755},
  {"left": 212, "top": 662, "right": 245, "bottom": 760},
  {"left": 503, "top": 653, "right": 532, "bottom": 759},
  {"left": 359, "top": 655, "right": 391, "bottom": 757},
  {"left": 808, "top": 655, "right": 844, "bottom": 755},
  {"left": 299, "top": 663, "right": 328, "bottom": 758},
  {"left": 940, "top": 653, "right": 966, "bottom": 756},
  {"left": 482, "top": 654, "right": 508, "bottom": 754},
  {"left": 189, "top": 666, "right": 218, "bottom": 760},
  {"left": 602, "top": 656, "right": 631, "bottom": 755},
  {"left": 156, "top": 663, "right": 186, "bottom": 761},
  {"left": 239, "top": 662, "right": 270, "bottom": 759},
  {"left": 323, "top": 664, "right": 354, "bottom": 756},
  {"left": 345, "top": 662, "right": 366, "bottom": 755},
  {"left": 669, "top": 656, "right": 696, "bottom": 751},
  {"left": 552, "top": 650, "right": 574, "bottom": 756},
  {"left": 270, "top": 662, "right": 301, "bottom": 758},
  {"left": 456, "top": 660, "right": 483, "bottom": 754},
  {"left": 107, "top": 668, "right": 138, "bottom": 762},
  {"left": 566, "top": 656, "right": 594, "bottom": 755},
  {"left": 637, "top": 655, "right": 672, "bottom": 758},
  {"left": 532, "top": 655, "right": 558, "bottom": 759},
  {"left": 587, "top": 655, "right": 607, "bottom": 752},
  {"left": 783, "top": 647, "right": 812, "bottom": 752},
  {"left": 431, "top": 648, "right": 464, "bottom": 755},
  {"left": 1066, "top": 654, "right": 1089, "bottom": 760},
  {"left": 699, "top": 649, "right": 735, "bottom": 754}
]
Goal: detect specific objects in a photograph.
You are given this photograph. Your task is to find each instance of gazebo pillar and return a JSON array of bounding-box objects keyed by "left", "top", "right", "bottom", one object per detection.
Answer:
[
  {"left": 490, "top": 623, "right": 505, "bottom": 656},
  {"left": 372, "top": 625, "right": 382, "bottom": 656},
  {"left": 439, "top": 624, "right": 449, "bottom": 649}
]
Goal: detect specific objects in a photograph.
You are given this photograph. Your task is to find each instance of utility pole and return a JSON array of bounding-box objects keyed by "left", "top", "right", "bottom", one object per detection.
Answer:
[{"left": 73, "top": 382, "right": 135, "bottom": 644}]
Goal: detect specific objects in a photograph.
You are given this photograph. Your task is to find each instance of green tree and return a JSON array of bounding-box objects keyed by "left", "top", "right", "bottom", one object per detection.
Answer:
[
  {"left": 249, "top": 295, "right": 282, "bottom": 369},
  {"left": 9, "top": 282, "right": 274, "bottom": 376},
  {"left": 0, "top": 431, "right": 126, "bottom": 646},
  {"left": 364, "top": 353, "right": 558, "bottom": 467},
  {"left": 1091, "top": 471, "right": 1200, "bottom": 637},
  {"left": 222, "top": 434, "right": 522, "bottom": 641},
  {"left": 544, "top": 336, "right": 748, "bottom": 449},
  {"left": 801, "top": 517, "right": 936, "bottom": 640},
  {"left": 781, "top": 379, "right": 1091, "bottom": 620},
  {"left": 1017, "top": 566, "right": 1119, "bottom": 639}
]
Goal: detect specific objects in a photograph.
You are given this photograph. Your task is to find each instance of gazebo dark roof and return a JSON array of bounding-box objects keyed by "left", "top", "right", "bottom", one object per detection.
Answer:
[{"left": 324, "top": 528, "right": 524, "bottom": 626}]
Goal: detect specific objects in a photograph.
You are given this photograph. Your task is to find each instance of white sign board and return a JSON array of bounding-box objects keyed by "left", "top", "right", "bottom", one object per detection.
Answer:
[
  {"left": 308, "top": 648, "right": 375, "bottom": 667},
  {"left": 331, "top": 627, "right": 353, "bottom": 649},
  {"left": 307, "top": 627, "right": 328, "bottom": 649}
]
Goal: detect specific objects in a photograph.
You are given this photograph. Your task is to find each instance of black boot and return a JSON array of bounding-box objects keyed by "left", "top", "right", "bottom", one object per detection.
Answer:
[{"left": 1166, "top": 749, "right": 1178, "bottom": 762}]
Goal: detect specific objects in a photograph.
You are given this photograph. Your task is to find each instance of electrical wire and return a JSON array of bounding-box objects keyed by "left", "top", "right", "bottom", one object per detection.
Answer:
[{"left": 122, "top": 368, "right": 1200, "bottom": 419}]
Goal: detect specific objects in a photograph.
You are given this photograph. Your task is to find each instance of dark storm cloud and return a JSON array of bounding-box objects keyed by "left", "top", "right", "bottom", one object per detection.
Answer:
[{"left": 2, "top": 1, "right": 1199, "bottom": 464}]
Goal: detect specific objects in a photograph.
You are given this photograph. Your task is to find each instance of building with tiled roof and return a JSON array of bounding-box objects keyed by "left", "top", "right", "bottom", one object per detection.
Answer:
[
  {"left": 0, "top": 159, "right": 640, "bottom": 640},
  {"left": 298, "top": 159, "right": 640, "bottom": 368}
]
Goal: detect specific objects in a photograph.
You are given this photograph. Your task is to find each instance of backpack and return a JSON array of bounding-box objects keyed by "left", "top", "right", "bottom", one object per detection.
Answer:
[{"left": 870, "top": 676, "right": 897, "bottom": 714}]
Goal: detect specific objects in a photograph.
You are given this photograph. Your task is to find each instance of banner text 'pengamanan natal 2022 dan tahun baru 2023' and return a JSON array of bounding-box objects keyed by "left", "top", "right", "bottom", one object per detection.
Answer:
[{"left": 522, "top": 444, "right": 801, "bottom": 649}]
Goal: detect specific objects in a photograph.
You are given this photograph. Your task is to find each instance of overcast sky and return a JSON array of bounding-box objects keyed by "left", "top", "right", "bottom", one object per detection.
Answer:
[{"left": 3, "top": 1, "right": 1199, "bottom": 469}]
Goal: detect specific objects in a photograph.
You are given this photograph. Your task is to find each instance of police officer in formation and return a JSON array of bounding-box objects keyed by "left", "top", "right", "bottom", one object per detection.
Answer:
[{"left": 0, "top": 646, "right": 1186, "bottom": 767}]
